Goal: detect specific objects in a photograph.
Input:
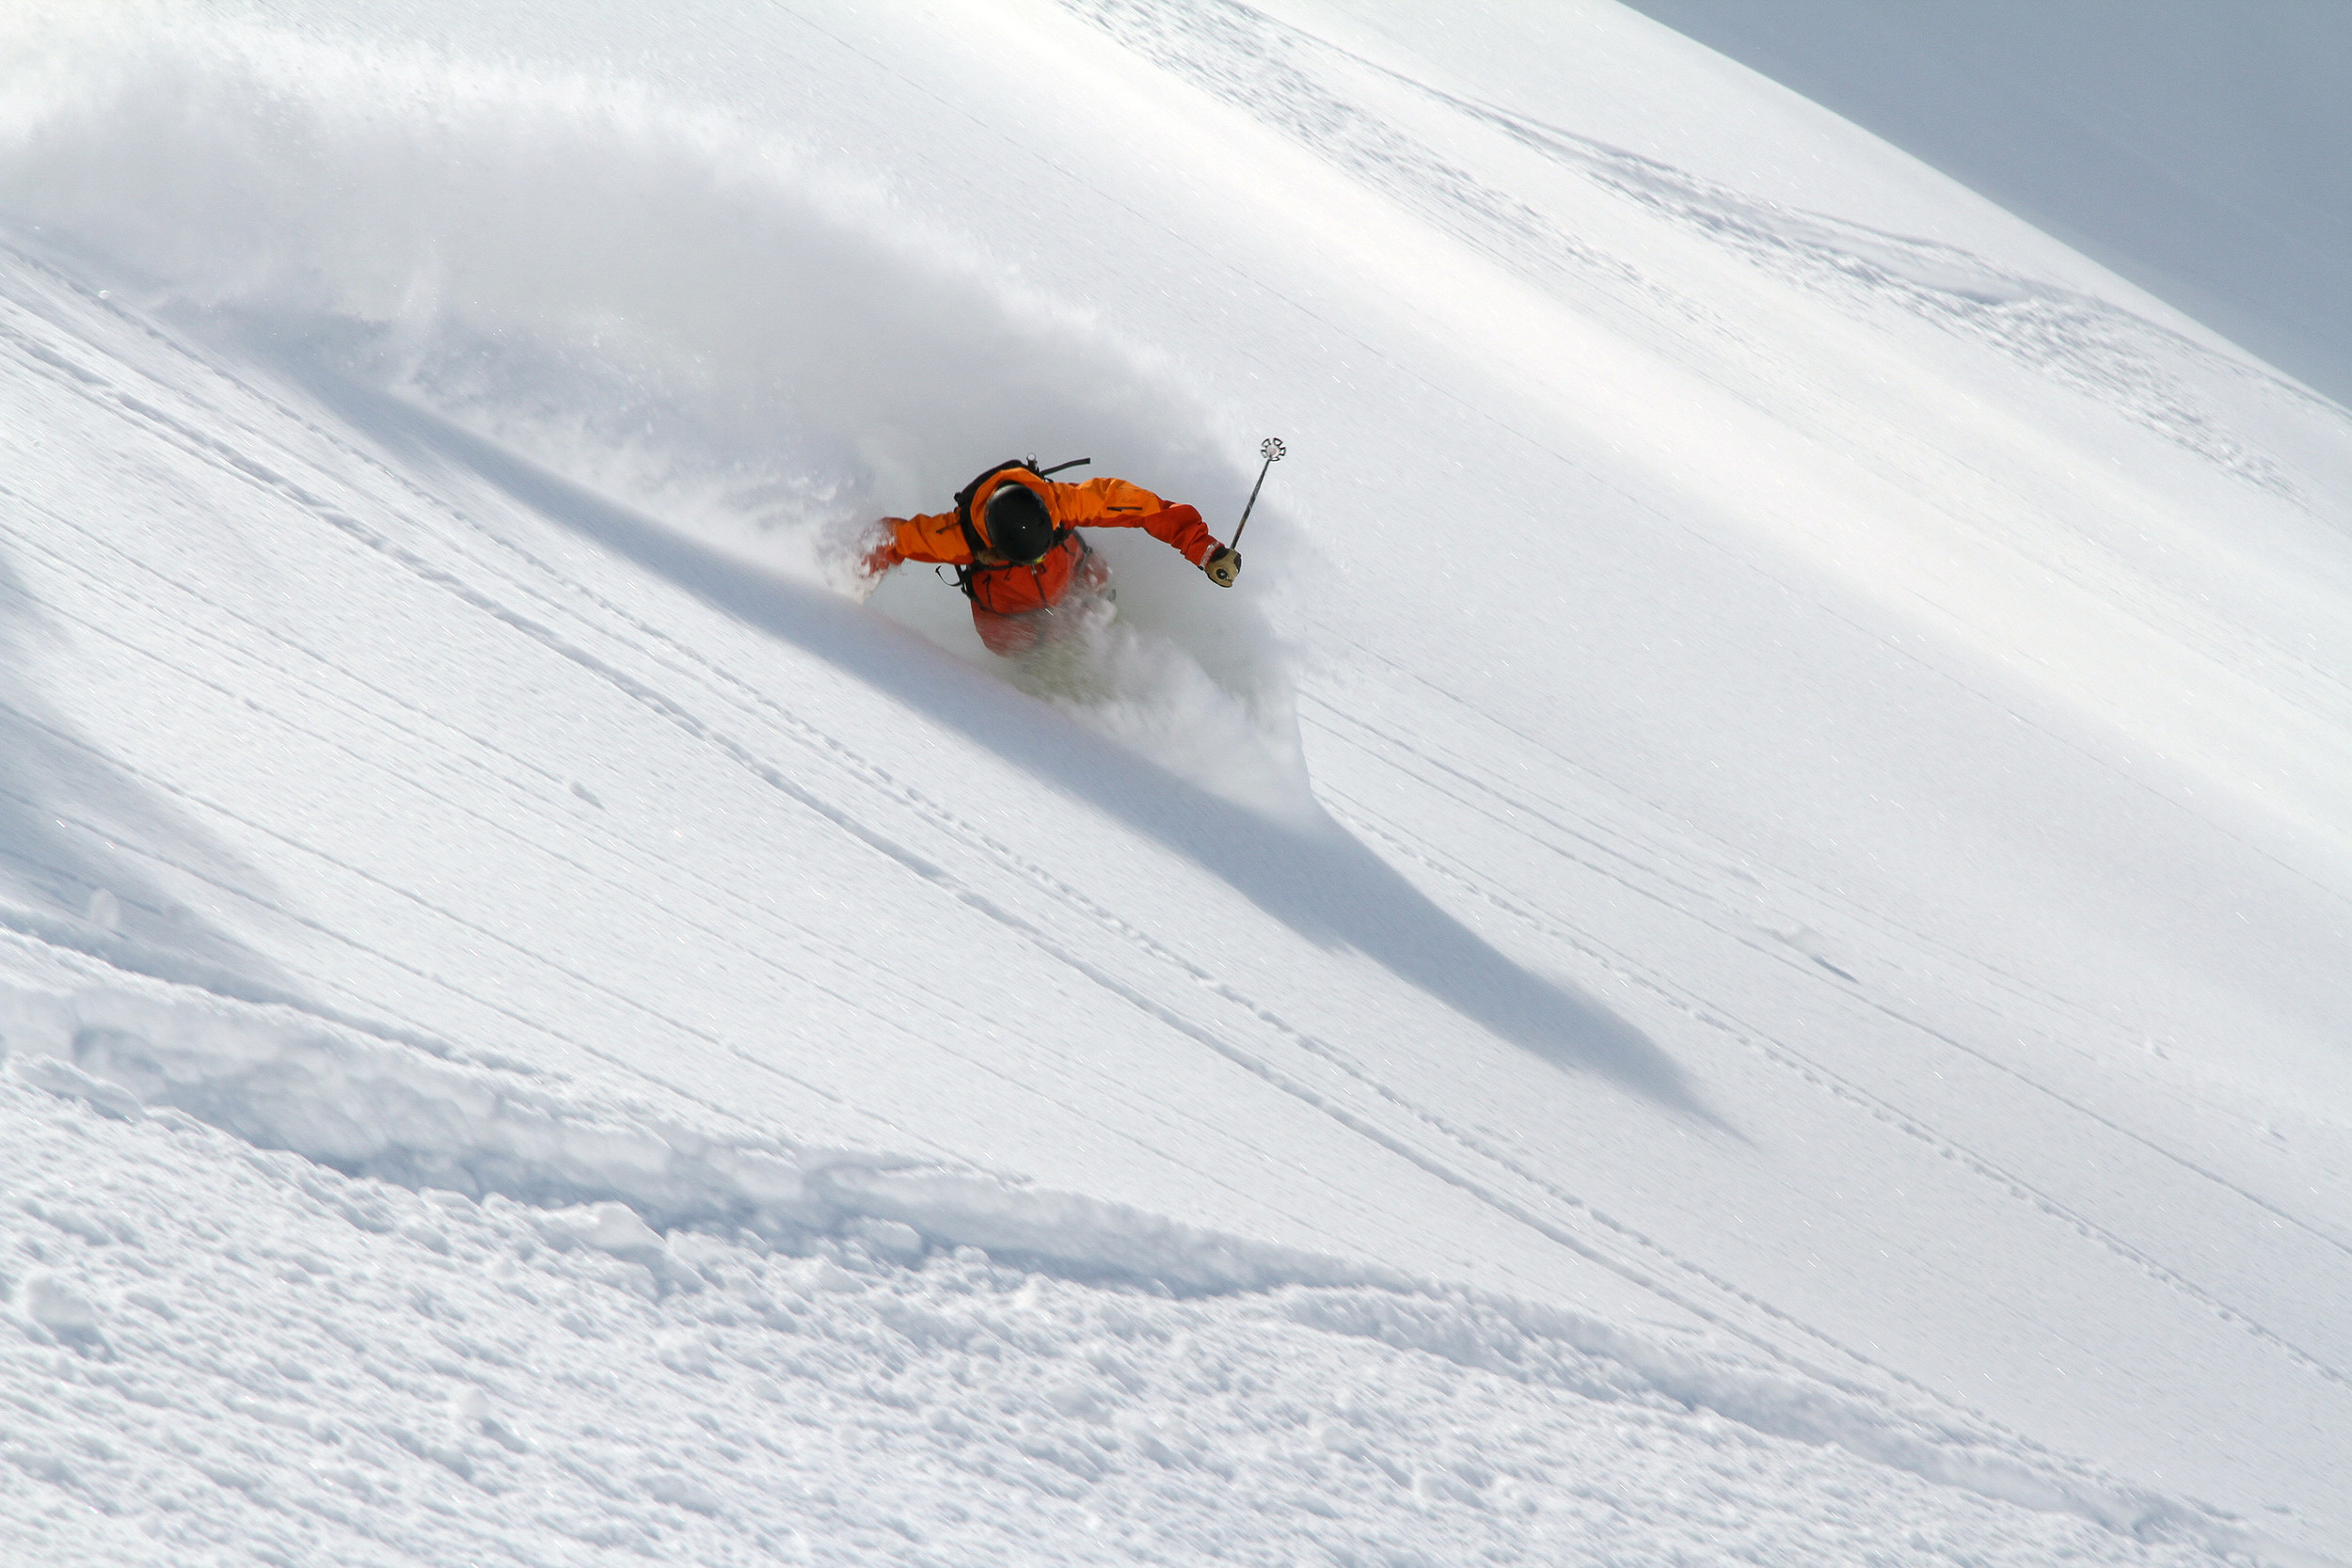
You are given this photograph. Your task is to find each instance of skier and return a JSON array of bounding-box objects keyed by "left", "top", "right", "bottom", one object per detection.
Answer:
[{"left": 860, "top": 461, "right": 1242, "bottom": 657}]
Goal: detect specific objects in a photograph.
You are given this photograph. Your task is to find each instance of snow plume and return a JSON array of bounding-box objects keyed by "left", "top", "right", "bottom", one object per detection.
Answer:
[
  {"left": 0, "top": 6, "right": 1307, "bottom": 807},
  {"left": 0, "top": 8, "right": 1185, "bottom": 523},
  {"left": 1004, "top": 601, "right": 1321, "bottom": 828}
]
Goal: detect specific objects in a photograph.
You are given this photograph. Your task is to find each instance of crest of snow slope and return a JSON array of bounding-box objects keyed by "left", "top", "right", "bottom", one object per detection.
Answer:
[
  {"left": 1616, "top": 0, "right": 2352, "bottom": 410},
  {"left": 2, "top": 1, "right": 2349, "bottom": 1563}
]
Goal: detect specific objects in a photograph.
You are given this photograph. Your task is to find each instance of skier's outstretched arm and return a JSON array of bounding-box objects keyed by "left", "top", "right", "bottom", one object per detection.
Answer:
[
  {"left": 858, "top": 475, "right": 1240, "bottom": 590},
  {"left": 1053, "top": 478, "right": 1238, "bottom": 584},
  {"left": 853, "top": 507, "right": 978, "bottom": 592},
  {"left": 878, "top": 509, "right": 972, "bottom": 567}
]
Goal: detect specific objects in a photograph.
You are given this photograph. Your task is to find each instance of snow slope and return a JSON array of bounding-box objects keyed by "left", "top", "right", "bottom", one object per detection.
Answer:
[{"left": 3, "top": 2, "right": 2347, "bottom": 1562}]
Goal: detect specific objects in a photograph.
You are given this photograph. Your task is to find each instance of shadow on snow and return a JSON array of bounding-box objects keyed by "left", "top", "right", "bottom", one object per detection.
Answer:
[
  {"left": 0, "top": 547, "right": 296, "bottom": 998},
  {"left": 304, "top": 368, "right": 1722, "bottom": 1128}
]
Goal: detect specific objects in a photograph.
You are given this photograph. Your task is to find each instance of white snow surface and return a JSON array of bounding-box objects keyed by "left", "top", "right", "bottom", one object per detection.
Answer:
[{"left": 2, "top": 2, "right": 2347, "bottom": 1563}]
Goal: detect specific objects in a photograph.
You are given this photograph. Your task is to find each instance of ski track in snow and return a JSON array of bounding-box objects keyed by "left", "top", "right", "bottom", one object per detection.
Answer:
[
  {"left": 1305, "top": 636, "right": 2352, "bottom": 1251},
  {"left": 1302, "top": 660, "right": 2352, "bottom": 1275},
  {"left": 0, "top": 239, "right": 2288, "bottom": 1565},
  {"left": 1294, "top": 645, "right": 2352, "bottom": 1406},
  {"left": 1307, "top": 699, "right": 2352, "bottom": 1397}
]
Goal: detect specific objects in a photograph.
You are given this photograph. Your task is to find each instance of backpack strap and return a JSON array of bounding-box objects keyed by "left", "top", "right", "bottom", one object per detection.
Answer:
[{"left": 946, "top": 456, "right": 1089, "bottom": 598}]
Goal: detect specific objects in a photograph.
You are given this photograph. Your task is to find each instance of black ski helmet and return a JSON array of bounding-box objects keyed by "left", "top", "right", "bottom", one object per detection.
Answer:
[{"left": 982, "top": 481, "right": 1056, "bottom": 563}]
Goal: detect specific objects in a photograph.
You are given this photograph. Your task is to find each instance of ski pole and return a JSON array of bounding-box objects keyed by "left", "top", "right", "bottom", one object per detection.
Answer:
[{"left": 1229, "top": 436, "right": 1285, "bottom": 548}]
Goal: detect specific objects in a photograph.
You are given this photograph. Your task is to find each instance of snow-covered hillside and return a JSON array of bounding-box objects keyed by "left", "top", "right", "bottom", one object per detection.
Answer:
[{"left": 3, "top": 3, "right": 2346, "bottom": 1563}]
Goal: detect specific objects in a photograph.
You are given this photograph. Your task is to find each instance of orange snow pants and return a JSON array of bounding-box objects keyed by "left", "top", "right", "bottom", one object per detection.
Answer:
[{"left": 969, "top": 537, "right": 1112, "bottom": 657}]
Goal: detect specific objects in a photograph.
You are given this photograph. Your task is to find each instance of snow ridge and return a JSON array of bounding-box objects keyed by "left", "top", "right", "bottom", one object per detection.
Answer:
[
  {"left": 0, "top": 937, "right": 1338, "bottom": 1296},
  {"left": 2, "top": 1065, "right": 2252, "bottom": 1567},
  {"left": 0, "top": 936, "right": 2280, "bottom": 1562}
]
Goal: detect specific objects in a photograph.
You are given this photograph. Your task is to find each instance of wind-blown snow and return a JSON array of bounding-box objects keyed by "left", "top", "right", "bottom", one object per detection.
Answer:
[
  {"left": 3, "top": 1, "right": 2347, "bottom": 1563},
  {"left": 0, "top": 8, "right": 1310, "bottom": 808}
]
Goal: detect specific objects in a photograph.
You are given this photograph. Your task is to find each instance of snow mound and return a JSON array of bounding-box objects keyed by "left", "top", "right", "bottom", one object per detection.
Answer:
[
  {"left": 8, "top": 1069, "right": 2249, "bottom": 1567},
  {"left": 0, "top": 936, "right": 2275, "bottom": 1563},
  {"left": 0, "top": 933, "right": 1363, "bottom": 1293}
]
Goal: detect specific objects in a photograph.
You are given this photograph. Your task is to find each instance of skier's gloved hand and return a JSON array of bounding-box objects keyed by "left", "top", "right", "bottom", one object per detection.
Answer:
[
  {"left": 1202, "top": 546, "right": 1241, "bottom": 587},
  {"left": 862, "top": 521, "right": 907, "bottom": 579},
  {"left": 834, "top": 518, "right": 905, "bottom": 604}
]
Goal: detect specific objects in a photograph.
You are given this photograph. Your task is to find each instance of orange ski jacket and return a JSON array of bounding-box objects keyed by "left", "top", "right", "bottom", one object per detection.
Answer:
[{"left": 877, "top": 470, "right": 1218, "bottom": 616}]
